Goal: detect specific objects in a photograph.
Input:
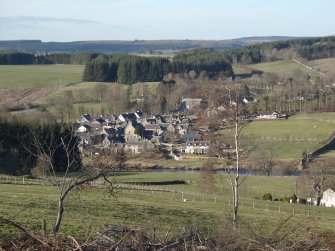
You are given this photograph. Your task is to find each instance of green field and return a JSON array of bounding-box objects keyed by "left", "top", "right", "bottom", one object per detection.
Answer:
[
  {"left": 1, "top": 172, "right": 334, "bottom": 239},
  {"left": 250, "top": 59, "right": 317, "bottom": 78},
  {"left": 232, "top": 66, "right": 252, "bottom": 75},
  {"left": 0, "top": 64, "right": 85, "bottom": 88},
  {"left": 243, "top": 113, "right": 335, "bottom": 160}
]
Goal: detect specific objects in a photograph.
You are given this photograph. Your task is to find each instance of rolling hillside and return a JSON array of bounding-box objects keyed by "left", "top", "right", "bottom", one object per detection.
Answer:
[{"left": 243, "top": 113, "right": 335, "bottom": 160}]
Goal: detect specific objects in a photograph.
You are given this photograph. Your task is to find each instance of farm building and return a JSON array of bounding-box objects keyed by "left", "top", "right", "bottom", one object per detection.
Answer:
[{"left": 320, "top": 188, "right": 335, "bottom": 207}]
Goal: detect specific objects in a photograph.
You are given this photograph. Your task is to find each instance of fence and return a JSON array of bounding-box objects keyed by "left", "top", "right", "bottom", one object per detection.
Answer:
[{"left": 1, "top": 174, "right": 334, "bottom": 226}]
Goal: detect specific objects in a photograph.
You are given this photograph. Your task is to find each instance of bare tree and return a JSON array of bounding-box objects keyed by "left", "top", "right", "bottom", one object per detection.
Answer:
[
  {"left": 105, "top": 84, "right": 128, "bottom": 114},
  {"left": 252, "top": 147, "right": 276, "bottom": 176},
  {"left": 206, "top": 81, "right": 250, "bottom": 226},
  {"left": 20, "top": 124, "right": 116, "bottom": 233}
]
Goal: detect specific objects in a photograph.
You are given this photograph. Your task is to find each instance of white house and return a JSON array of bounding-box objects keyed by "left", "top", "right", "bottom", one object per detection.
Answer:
[
  {"left": 181, "top": 141, "right": 210, "bottom": 154},
  {"left": 256, "top": 112, "right": 287, "bottom": 120},
  {"left": 320, "top": 188, "right": 335, "bottom": 207}
]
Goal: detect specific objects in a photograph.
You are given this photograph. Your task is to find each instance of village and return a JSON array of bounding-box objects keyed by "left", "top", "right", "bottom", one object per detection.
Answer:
[{"left": 75, "top": 97, "right": 287, "bottom": 157}]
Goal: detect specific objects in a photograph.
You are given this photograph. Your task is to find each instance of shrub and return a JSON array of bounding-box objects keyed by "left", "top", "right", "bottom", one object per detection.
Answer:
[
  {"left": 291, "top": 194, "right": 297, "bottom": 203},
  {"left": 298, "top": 198, "right": 307, "bottom": 204},
  {"left": 281, "top": 195, "right": 290, "bottom": 203},
  {"left": 262, "top": 193, "right": 272, "bottom": 201},
  {"left": 274, "top": 198, "right": 279, "bottom": 201}
]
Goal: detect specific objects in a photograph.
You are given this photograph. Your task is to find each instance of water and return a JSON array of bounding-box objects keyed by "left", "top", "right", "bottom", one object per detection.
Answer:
[{"left": 132, "top": 167, "right": 300, "bottom": 176}]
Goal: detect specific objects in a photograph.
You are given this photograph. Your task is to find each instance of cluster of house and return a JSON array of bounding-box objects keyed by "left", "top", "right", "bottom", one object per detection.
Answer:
[
  {"left": 76, "top": 95, "right": 290, "bottom": 157},
  {"left": 76, "top": 110, "right": 212, "bottom": 156}
]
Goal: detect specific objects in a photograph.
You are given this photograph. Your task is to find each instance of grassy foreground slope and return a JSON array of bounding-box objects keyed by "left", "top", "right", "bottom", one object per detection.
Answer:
[
  {"left": 0, "top": 173, "right": 334, "bottom": 238},
  {"left": 244, "top": 113, "right": 335, "bottom": 160},
  {"left": 0, "top": 65, "right": 84, "bottom": 88}
]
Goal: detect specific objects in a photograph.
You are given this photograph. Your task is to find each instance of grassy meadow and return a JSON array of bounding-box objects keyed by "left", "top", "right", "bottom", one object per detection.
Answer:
[
  {"left": 0, "top": 64, "right": 85, "bottom": 88},
  {"left": 237, "top": 113, "right": 335, "bottom": 160},
  {"left": 250, "top": 59, "right": 317, "bottom": 78},
  {"left": 1, "top": 172, "right": 335, "bottom": 239}
]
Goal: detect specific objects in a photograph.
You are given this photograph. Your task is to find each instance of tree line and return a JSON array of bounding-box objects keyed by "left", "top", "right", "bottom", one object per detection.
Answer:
[
  {"left": 0, "top": 119, "right": 81, "bottom": 175},
  {"left": 83, "top": 49, "right": 234, "bottom": 84},
  {"left": 0, "top": 51, "right": 100, "bottom": 65},
  {"left": 83, "top": 54, "right": 171, "bottom": 83},
  {"left": 224, "top": 36, "right": 335, "bottom": 64}
]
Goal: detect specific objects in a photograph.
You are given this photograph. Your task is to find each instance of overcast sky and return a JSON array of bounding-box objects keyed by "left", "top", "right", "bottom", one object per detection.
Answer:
[{"left": 1, "top": 0, "right": 334, "bottom": 41}]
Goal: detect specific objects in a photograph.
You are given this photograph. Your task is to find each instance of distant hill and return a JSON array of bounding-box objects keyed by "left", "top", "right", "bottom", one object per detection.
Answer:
[{"left": 0, "top": 37, "right": 295, "bottom": 53}]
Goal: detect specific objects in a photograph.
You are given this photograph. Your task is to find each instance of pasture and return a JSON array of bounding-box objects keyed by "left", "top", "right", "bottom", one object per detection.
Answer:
[
  {"left": 0, "top": 172, "right": 335, "bottom": 239},
  {"left": 0, "top": 64, "right": 85, "bottom": 88},
  {"left": 242, "top": 113, "right": 335, "bottom": 160},
  {"left": 250, "top": 59, "right": 317, "bottom": 78}
]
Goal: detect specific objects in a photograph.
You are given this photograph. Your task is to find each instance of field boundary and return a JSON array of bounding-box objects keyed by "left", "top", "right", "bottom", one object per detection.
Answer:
[{"left": 1, "top": 175, "right": 335, "bottom": 227}]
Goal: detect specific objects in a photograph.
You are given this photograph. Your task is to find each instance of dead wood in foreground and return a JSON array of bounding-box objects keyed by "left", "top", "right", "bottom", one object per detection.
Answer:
[{"left": 1, "top": 218, "right": 335, "bottom": 251}]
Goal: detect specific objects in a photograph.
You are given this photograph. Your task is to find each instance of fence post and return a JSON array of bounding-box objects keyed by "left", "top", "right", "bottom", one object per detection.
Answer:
[
  {"left": 278, "top": 205, "right": 281, "bottom": 213},
  {"left": 41, "top": 220, "right": 47, "bottom": 235},
  {"left": 293, "top": 207, "right": 295, "bottom": 215},
  {"left": 253, "top": 201, "right": 255, "bottom": 209}
]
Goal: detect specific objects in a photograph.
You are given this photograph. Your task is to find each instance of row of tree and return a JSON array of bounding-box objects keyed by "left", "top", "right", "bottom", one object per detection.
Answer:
[
  {"left": 0, "top": 51, "right": 100, "bottom": 65},
  {"left": 0, "top": 119, "right": 81, "bottom": 175},
  {"left": 83, "top": 49, "right": 234, "bottom": 84},
  {"left": 224, "top": 36, "right": 335, "bottom": 64},
  {"left": 83, "top": 54, "right": 171, "bottom": 83}
]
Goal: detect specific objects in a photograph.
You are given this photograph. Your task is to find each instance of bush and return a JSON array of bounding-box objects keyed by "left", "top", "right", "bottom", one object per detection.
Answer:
[
  {"left": 298, "top": 198, "right": 307, "bottom": 204},
  {"left": 291, "top": 194, "right": 297, "bottom": 203},
  {"left": 281, "top": 195, "right": 290, "bottom": 203},
  {"left": 262, "top": 193, "right": 272, "bottom": 201},
  {"left": 274, "top": 198, "right": 279, "bottom": 201}
]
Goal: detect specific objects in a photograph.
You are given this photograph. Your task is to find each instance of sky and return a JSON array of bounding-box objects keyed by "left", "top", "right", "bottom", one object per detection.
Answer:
[{"left": 1, "top": 0, "right": 334, "bottom": 42}]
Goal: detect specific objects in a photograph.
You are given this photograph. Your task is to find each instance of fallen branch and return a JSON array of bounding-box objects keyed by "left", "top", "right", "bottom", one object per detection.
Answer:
[{"left": 0, "top": 216, "right": 47, "bottom": 246}]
